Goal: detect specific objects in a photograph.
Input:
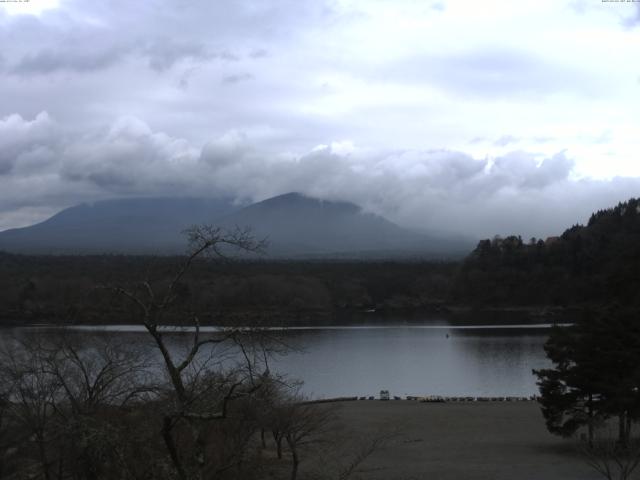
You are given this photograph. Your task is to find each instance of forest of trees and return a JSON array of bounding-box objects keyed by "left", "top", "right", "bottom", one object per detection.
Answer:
[
  {"left": 3, "top": 198, "right": 640, "bottom": 327},
  {"left": 0, "top": 255, "right": 457, "bottom": 327},
  {"left": 525, "top": 200, "right": 640, "bottom": 479},
  {"left": 453, "top": 198, "right": 640, "bottom": 307}
]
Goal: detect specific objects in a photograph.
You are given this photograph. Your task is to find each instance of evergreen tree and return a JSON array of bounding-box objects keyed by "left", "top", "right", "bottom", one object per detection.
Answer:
[
  {"left": 534, "top": 323, "right": 602, "bottom": 444},
  {"left": 534, "top": 309, "right": 640, "bottom": 446}
]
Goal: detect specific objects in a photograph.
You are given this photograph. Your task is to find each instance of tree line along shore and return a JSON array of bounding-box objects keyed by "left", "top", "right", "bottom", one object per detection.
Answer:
[{"left": 2, "top": 197, "right": 640, "bottom": 327}]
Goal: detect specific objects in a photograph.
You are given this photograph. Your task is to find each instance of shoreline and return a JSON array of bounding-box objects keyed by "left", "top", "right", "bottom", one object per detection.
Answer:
[
  {"left": 304, "top": 395, "right": 538, "bottom": 404},
  {"left": 0, "top": 303, "right": 586, "bottom": 328},
  {"left": 1, "top": 321, "right": 568, "bottom": 331}
]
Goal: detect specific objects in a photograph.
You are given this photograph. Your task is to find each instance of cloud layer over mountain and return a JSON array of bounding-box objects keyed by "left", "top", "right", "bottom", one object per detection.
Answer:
[
  {"left": 1, "top": 0, "right": 639, "bottom": 237},
  {"left": 1, "top": 112, "right": 639, "bottom": 238}
]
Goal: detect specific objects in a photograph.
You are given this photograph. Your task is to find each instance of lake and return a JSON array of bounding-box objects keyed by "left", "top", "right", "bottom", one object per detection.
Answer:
[
  {"left": 268, "top": 325, "right": 550, "bottom": 398},
  {"left": 8, "top": 318, "right": 554, "bottom": 399}
]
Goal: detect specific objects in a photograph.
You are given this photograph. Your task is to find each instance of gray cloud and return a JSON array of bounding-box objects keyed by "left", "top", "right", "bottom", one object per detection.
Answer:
[
  {"left": 624, "top": 4, "right": 640, "bottom": 27},
  {"left": 422, "top": 48, "right": 602, "bottom": 98},
  {"left": 370, "top": 46, "right": 603, "bottom": 102},
  {"left": 532, "top": 136, "right": 555, "bottom": 144},
  {"left": 1, "top": 113, "right": 637, "bottom": 238},
  {"left": 10, "top": 40, "right": 238, "bottom": 76},
  {"left": 0, "top": 0, "right": 637, "bottom": 235},
  {"left": 1, "top": 1, "right": 308, "bottom": 79},
  {"left": 60, "top": 116, "right": 200, "bottom": 194},
  {"left": 493, "top": 135, "right": 519, "bottom": 147},
  {"left": 0, "top": 112, "right": 58, "bottom": 174},
  {"left": 249, "top": 48, "right": 269, "bottom": 58},
  {"left": 155, "top": 133, "right": 640, "bottom": 238},
  {"left": 12, "top": 47, "right": 126, "bottom": 75},
  {"left": 222, "top": 73, "right": 254, "bottom": 84},
  {"left": 491, "top": 151, "right": 573, "bottom": 189},
  {"left": 0, "top": 0, "right": 630, "bottom": 151},
  {"left": 144, "top": 40, "right": 213, "bottom": 72}
]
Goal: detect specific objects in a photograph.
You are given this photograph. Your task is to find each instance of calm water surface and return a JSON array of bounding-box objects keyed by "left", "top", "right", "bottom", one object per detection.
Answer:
[
  {"left": 9, "top": 320, "right": 553, "bottom": 399},
  {"left": 269, "top": 326, "right": 549, "bottom": 398}
]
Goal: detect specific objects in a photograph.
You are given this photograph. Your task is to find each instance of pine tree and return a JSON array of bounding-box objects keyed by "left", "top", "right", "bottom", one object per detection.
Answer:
[{"left": 534, "top": 309, "right": 640, "bottom": 446}]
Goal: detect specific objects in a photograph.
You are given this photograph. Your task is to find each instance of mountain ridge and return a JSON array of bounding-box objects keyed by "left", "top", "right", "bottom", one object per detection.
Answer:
[{"left": 0, "top": 193, "right": 474, "bottom": 258}]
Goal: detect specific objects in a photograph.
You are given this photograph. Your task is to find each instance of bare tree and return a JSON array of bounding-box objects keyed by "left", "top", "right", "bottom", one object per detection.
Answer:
[
  {"left": 0, "top": 332, "right": 158, "bottom": 480},
  {"left": 580, "top": 437, "right": 640, "bottom": 480},
  {"left": 111, "top": 225, "right": 276, "bottom": 480},
  {"left": 44, "top": 333, "right": 157, "bottom": 480},
  {"left": 277, "top": 398, "right": 336, "bottom": 480},
  {"left": 264, "top": 398, "right": 399, "bottom": 480},
  {"left": 43, "top": 332, "right": 154, "bottom": 413},
  {"left": 0, "top": 356, "right": 15, "bottom": 479},
  {"left": 1, "top": 337, "right": 61, "bottom": 480},
  {"left": 0, "top": 225, "right": 405, "bottom": 480}
]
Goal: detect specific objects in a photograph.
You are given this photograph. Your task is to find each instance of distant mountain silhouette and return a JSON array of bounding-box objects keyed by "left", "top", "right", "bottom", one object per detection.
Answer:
[
  {"left": 0, "top": 197, "right": 238, "bottom": 254},
  {"left": 217, "top": 193, "right": 471, "bottom": 257},
  {"left": 0, "top": 193, "right": 473, "bottom": 257}
]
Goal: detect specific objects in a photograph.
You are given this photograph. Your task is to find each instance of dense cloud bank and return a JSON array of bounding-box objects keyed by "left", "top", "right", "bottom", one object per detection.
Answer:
[
  {"left": 1, "top": 0, "right": 638, "bottom": 173},
  {"left": 0, "top": 1, "right": 638, "bottom": 237},
  {"left": 1, "top": 112, "right": 638, "bottom": 239}
]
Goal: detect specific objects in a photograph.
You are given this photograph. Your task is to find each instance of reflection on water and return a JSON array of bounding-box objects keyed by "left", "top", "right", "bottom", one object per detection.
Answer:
[
  {"left": 4, "top": 322, "right": 551, "bottom": 399},
  {"left": 269, "top": 327, "right": 548, "bottom": 398}
]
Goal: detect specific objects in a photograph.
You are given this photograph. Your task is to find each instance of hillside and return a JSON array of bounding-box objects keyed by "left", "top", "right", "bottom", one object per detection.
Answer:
[
  {"left": 0, "top": 193, "right": 473, "bottom": 258},
  {"left": 453, "top": 197, "right": 640, "bottom": 306},
  {"left": 0, "top": 197, "right": 238, "bottom": 254},
  {"left": 217, "top": 193, "right": 471, "bottom": 257}
]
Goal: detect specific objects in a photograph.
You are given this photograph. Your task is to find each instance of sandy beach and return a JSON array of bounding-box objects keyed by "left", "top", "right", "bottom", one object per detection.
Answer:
[{"left": 317, "top": 400, "right": 600, "bottom": 480}]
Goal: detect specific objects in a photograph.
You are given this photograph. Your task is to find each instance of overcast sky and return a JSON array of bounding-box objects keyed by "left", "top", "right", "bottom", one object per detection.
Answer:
[{"left": 1, "top": 0, "right": 639, "bottom": 238}]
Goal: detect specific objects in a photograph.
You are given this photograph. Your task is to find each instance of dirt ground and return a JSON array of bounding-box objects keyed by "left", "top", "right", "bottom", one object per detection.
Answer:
[{"left": 304, "top": 400, "right": 601, "bottom": 480}]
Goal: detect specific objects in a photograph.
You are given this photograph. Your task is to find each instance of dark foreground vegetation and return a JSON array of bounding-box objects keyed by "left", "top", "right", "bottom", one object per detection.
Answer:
[
  {"left": 533, "top": 306, "right": 640, "bottom": 480},
  {"left": 535, "top": 309, "right": 640, "bottom": 446},
  {"left": 0, "top": 330, "right": 393, "bottom": 480},
  {"left": 0, "top": 226, "right": 389, "bottom": 480},
  {"left": 2, "top": 198, "right": 640, "bottom": 479}
]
